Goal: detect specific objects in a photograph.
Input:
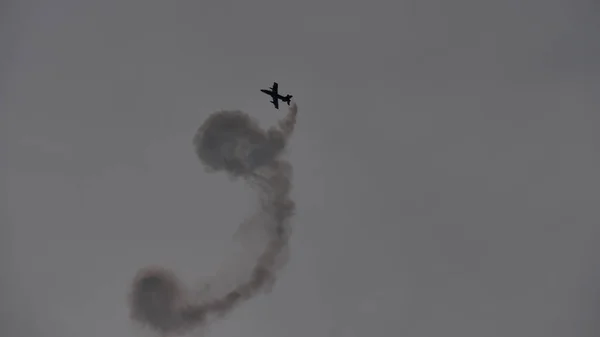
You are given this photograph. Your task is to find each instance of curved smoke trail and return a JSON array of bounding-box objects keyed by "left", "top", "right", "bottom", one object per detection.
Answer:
[{"left": 127, "top": 103, "right": 298, "bottom": 336}]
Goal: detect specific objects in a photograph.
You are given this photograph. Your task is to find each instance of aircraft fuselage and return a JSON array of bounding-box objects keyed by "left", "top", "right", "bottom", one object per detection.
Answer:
[{"left": 261, "top": 90, "right": 286, "bottom": 99}]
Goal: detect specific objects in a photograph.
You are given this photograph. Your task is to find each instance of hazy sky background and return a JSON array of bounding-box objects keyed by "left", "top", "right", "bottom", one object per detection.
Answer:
[{"left": 2, "top": 0, "right": 600, "bottom": 336}]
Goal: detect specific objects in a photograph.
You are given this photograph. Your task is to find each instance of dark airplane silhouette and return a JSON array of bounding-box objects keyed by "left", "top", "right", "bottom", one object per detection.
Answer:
[{"left": 260, "top": 82, "right": 292, "bottom": 109}]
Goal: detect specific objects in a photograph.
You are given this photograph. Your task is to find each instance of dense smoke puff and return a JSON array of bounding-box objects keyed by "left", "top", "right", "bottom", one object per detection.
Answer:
[
  {"left": 193, "top": 110, "right": 287, "bottom": 177},
  {"left": 128, "top": 267, "right": 200, "bottom": 336},
  {"left": 128, "top": 103, "right": 298, "bottom": 336}
]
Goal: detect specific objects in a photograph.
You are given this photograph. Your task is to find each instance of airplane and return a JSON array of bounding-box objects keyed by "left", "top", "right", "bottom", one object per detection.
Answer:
[{"left": 260, "top": 82, "right": 293, "bottom": 109}]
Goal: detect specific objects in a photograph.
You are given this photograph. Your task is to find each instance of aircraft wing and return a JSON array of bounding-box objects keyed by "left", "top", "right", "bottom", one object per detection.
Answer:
[
  {"left": 272, "top": 99, "right": 279, "bottom": 109},
  {"left": 271, "top": 82, "right": 278, "bottom": 94}
]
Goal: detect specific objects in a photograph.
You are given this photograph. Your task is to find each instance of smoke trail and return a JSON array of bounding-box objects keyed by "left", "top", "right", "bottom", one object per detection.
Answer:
[{"left": 128, "top": 103, "right": 298, "bottom": 336}]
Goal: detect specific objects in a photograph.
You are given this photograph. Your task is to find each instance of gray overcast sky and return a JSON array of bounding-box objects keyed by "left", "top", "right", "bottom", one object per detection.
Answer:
[{"left": 2, "top": 0, "right": 600, "bottom": 336}]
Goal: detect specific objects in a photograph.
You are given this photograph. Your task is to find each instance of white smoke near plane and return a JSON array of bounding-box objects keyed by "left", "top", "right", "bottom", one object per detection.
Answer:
[{"left": 127, "top": 103, "right": 298, "bottom": 336}]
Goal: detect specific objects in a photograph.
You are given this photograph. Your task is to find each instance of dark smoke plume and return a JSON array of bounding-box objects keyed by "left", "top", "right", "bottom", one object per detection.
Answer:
[{"left": 128, "top": 103, "right": 298, "bottom": 336}]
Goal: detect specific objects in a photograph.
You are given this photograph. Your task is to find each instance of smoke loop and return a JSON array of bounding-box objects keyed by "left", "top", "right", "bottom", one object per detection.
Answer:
[{"left": 128, "top": 103, "right": 298, "bottom": 336}]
